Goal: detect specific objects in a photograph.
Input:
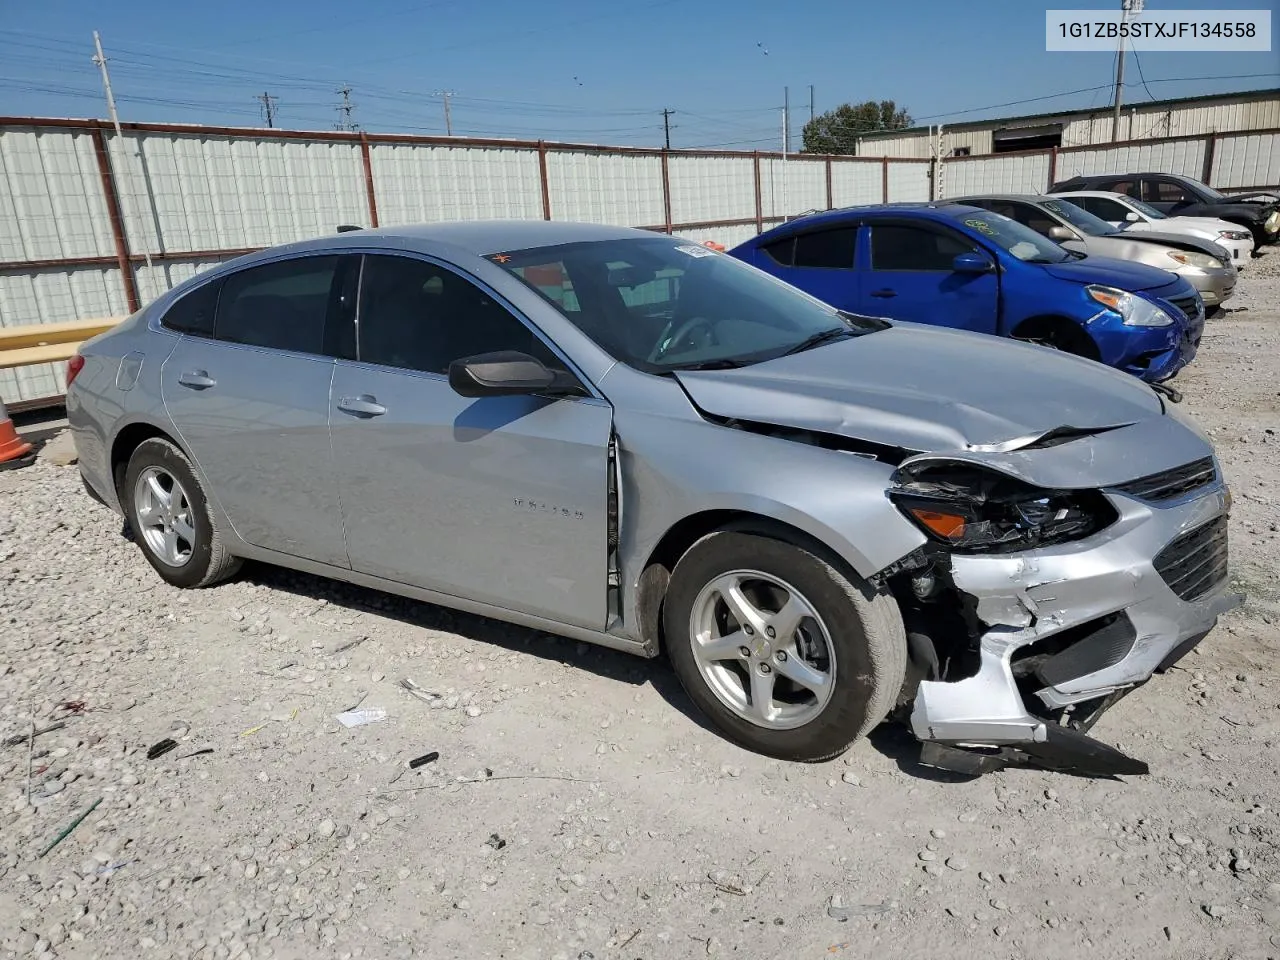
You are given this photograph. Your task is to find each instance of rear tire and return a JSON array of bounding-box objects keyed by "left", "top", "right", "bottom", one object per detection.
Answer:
[
  {"left": 663, "top": 531, "right": 906, "bottom": 762},
  {"left": 122, "top": 437, "right": 241, "bottom": 588}
]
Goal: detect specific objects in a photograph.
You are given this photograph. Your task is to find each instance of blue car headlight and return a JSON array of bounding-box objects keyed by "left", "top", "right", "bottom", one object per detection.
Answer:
[{"left": 1086, "top": 285, "right": 1177, "bottom": 327}]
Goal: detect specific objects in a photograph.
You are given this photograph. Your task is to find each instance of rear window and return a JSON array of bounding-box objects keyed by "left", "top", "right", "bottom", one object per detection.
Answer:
[{"left": 160, "top": 281, "right": 220, "bottom": 337}]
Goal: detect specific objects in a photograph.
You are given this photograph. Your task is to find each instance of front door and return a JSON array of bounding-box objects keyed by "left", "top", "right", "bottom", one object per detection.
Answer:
[
  {"left": 159, "top": 253, "right": 355, "bottom": 568},
  {"left": 858, "top": 221, "right": 999, "bottom": 334},
  {"left": 328, "top": 252, "right": 613, "bottom": 629}
]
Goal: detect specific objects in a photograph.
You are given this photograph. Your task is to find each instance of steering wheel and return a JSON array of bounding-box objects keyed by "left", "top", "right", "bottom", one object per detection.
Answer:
[{"left": 648, "top": 315, "right": 716, "bottom": 363}]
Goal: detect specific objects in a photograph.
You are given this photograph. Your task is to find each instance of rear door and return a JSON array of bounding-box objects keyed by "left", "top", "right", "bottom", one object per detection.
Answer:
[
  {"left": 755, "top": 226, "right": 860, "bottom": 311},
  {"left": 328, "top": 252, "right": 613, "bottom": 629},
  {"left": 858, "top": 219, "right": 999, "bottom": 334},
  {"left": 1141, "top": 177, "right": 1194, "bottom": 215},
  {"left": 160, "top": 253, "right": 356, "bottom": 568}
]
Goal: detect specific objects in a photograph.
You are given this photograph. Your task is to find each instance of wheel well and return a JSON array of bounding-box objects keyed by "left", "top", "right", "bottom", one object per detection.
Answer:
[
  {"left": 1011, "top": 315, "right": 1100, "bottom": 361},
  {"left": 110, "top": 423, "right": 181, "bottom": 498},
  {"left": 636, "top": 510, "right": 857, "bottom": 656}
]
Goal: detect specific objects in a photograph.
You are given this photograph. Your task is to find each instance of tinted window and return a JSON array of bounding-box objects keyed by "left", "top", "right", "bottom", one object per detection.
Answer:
[
  {"left": 160, "top": 280, "right": 220, "bottom": 337},
  {"left": 215, "top": 256, "right": 339, "bottom": 354},
  {"left": 760, "top": 236, "right": 795, "bottom": 266},
  {"left": 356, "top": 254, "right": 562, "bottom": 375},
  {"left": 1147, "top": 179, "right": 1191, "bottom": 203},
  {"left": 1000, "top": 201, "right": 1060, "bottom": 235},
  {"left": 1073, "top": 196, "right": 1128, "bottom": 221},
  {"left": 1104, "top": 179, "right": 1138, "bottom": 197},
  {"left": 870, "top": 224, "right": 975, "bottom": 271},
  {"left": 792, "top": 228, "right": 856, "bottom": 269}
]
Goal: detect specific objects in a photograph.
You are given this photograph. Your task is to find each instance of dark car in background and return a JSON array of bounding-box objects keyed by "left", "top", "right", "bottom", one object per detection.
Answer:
[
  {"left": 728, "top": 203, "right": 1204, "bottom": 383},
  {"left": 1047, "top": 172, "right": 1280, "bottom": 250}
]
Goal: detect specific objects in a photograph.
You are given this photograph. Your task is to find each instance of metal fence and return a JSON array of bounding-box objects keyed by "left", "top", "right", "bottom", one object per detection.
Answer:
[{"left": 1, "top": 115, "right": 1277, "bottom": 404}]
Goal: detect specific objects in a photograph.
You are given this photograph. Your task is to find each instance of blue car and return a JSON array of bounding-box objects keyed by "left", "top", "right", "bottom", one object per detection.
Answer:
[{"left": 728, "top": 203, "right": 1204, "bottom": 382}]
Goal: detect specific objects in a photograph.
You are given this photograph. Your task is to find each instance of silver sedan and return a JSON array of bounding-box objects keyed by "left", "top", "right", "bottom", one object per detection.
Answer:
[
  {"left": 66, "top": 221, "right": 1239, "bottom": 776},
  {"left": 944, "top": 194, "right": 1238, "bottom": 309}
]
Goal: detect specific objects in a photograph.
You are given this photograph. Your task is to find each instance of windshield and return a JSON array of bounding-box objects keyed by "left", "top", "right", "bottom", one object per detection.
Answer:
[
  {"left": 489, "top": 237, "right": 887, "bottom": 373},
  {"left": 1127, "top": 197, "right": 1167, "bottom": 219},
  {"left": 1040, "top": 198, "right": 1119, "bottom": 236},
  {"left": 951, "top": 211, "right": 1073, "bottom": 263}
]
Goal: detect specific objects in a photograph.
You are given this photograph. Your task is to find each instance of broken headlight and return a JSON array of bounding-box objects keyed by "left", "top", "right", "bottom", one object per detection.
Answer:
[{"left": 888, "top": 461, "right": 1118, "bottom": 554}]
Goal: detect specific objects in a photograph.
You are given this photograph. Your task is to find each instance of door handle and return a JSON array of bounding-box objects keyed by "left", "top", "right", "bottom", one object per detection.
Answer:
[
  {"left": 337, "top": 395, "right": 387, "bottom": 418},
  {"left": 870, "top": 288, "right": 897, "bottom": 299},
  {"left": 178, "top": 370, "right": 216, "bottom": 389}
]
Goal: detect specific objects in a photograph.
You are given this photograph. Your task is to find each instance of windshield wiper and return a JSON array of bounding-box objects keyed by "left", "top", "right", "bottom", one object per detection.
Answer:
[
  {"left": 781, "top": 326, "right": 856, "bottom": 357},
  {"left": 666, "top": 358, "right": 752, "bottom": 371}
]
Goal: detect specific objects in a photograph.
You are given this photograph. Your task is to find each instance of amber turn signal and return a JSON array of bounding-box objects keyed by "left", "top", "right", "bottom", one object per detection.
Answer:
[{"left": 909, "top": 508, "right": 966, "bottom": 540}]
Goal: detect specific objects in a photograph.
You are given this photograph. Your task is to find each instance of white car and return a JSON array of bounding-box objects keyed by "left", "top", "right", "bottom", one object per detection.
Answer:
[{"left": 1051, "top": 190, "right": 1255, "bottom": 270}]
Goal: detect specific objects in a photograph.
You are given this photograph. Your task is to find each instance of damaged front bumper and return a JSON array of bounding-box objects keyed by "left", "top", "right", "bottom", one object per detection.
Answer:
[{"left": 908, "top": 477, "right": 1241, "bottom": 775}]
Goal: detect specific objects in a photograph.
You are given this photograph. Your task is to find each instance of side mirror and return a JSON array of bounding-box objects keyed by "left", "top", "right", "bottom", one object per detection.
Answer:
[
  {"left": 448, "top": 351, "right": 556, "bottom": 397},
  {"left": 952, "top": 251, "right": 994, "bottom": 273},
  {"left": 1048, "top": 224, "right": 1077, "bottom": 242},
  {"left": 1124, "top": 211, "right": 1140, "bottom": 222}
]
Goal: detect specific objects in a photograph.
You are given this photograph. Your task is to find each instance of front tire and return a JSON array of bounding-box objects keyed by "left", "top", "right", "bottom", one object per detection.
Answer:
[
  {"left": 122, "top": 437, "right": 241, "bottom": 588},
  {"left": 664, "top": 531, "right": 906, "bottom": 762}
]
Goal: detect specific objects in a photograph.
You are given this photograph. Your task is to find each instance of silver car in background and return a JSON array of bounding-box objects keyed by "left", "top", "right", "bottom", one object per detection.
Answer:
[
  {"left": 1050, "top": 189, "right": 1256, "bottom": 269},
  {"left": 66, "top": 221, "right": 1240, "bottom": 776},
  {"left": 944, "top": 194, "right": 1238, "bottom": 310}
]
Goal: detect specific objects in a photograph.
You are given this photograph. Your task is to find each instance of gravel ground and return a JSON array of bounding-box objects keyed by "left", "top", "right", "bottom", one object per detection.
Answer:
[{"left": 2, "top": 256, "right": 1279, "bottom": 960}]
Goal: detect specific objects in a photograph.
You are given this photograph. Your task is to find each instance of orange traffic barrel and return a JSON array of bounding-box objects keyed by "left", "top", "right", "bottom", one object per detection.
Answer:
[{"left": 0, "top": 396, "right": 34, "bottom": 467}]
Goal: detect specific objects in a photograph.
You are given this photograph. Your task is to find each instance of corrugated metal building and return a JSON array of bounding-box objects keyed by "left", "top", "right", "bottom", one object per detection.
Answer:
[{"left": 857, "top": 87, "right": 1280, "bottom": 158}]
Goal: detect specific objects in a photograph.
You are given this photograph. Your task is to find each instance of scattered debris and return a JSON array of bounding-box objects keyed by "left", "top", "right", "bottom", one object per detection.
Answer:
[
  {"left": 335, "top": 708, "right": 387, "bottom": 728},
  {"left": 409, "top": 751, "right": 440, "bottom": 769},
  {"left": 38, "top": 796, "right": 103, "bottom": 858},
  {"left": 4, "top": 720, "right": 65, "bottom": 748},
  {"left": 147, "top": 738, "right": 178, "bottom": 760},
  {"left": 332, "top": 635, "right": 368, "bottom": 655},
  {"left": 178, "top": 748, "right": 214, "bottom": 760},
  {"left": 827, "top": 894, "right": 892, "bottom": 922},
  {"left": 485, "top": 833, "right": 507, "bottom": 850},
  {"left": 398, "top": 678, "right": 440, "bottom": 704}
]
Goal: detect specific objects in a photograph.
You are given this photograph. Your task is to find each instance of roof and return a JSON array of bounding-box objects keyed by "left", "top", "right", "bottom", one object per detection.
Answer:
[
  {"left": 750, "top": 202, "right": 991, "bottom": 237},
  {"left": 859, "top": 85, "right": 1280, "bottom": 139},
  {"left": 338, "top": 219, "right": 655, "bottom": 255}
]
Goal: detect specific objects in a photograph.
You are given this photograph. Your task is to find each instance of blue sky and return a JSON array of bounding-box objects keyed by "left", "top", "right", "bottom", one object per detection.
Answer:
[{"left": 1, "top": 0, "right": 1276, "bottom": 148}]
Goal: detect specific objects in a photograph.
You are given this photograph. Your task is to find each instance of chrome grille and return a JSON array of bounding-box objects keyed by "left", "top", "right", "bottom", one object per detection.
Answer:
[
  {"left": 1114, "top": 457, "right": 1216, "bottom": 503},
  {"left": 1153, "top": 515, "right": 1229, "bottom": 603}
]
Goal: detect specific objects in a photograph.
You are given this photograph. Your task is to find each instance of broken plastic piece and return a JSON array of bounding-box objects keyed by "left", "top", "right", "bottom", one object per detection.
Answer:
[
  {"left": 398, "top": 678, "right": 441, "bottom": 703},
  {"left": 485, "top": 832, "right": 507, "bottom": 850},
  {"left": 146, "top": 738, "right": 178, "bottom": 760},
  {"left": 409, "top": 751, "right": 440, "bottom": 769},
  {"left": 335, "top": 708, "right": 387, "bottom": 728}
]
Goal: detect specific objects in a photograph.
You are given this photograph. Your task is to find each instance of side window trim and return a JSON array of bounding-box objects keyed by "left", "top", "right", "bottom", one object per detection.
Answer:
[
  {"left": 346, "top": 249, "right": 604, "bottom": 402},
  {"left": 208, "top": 251, "right": 346, "bottom": 360}
]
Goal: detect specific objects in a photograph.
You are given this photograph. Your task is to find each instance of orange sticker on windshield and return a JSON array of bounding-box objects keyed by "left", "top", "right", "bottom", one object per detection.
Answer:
[{"left": 490, "top": 253, "right": 511, "bottom": 263}]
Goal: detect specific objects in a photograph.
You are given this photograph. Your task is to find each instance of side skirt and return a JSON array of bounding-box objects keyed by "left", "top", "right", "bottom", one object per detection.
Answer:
[{"left": 229, "top": 541, "right": 656, "bottom": 659}]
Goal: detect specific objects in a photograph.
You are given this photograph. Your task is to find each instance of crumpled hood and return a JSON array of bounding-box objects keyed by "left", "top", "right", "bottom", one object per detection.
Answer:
[
  {"left": 1039, "top": 255, "right": 1176, "bottom": 291},
  {"left": 675, "top": 323, "right": 1164, "bottom": 456}
]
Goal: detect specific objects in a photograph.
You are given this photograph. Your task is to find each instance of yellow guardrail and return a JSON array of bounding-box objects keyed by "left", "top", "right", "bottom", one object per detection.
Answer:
[{"left": 0, "top": 318, "right": 123, "bottom": 370}]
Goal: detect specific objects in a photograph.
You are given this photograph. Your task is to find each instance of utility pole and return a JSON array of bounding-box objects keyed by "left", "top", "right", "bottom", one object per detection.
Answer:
[
  {"left": 661, "top": 108, "right": 674, "bottom": 150},
  {"left": 809, "top": 84, "right": 815, "bottom": 124},
  {"left": 91, "top": 31, "right": 153, "bottom": 276},
  {"left": 783, "top": 85, "right": 790, "bottom": 155},
  {"left": 434, "top": 90, "right": 455, "bottom": 135},
  {"left": 256, "top": 90, "right": 278, "bottom": 128},
  {"left": 1111, "top": 0, "right": 1143, "bottom": 141},
  {"left": 335, "top": 85, "right": 358, "bottom": 132}
]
